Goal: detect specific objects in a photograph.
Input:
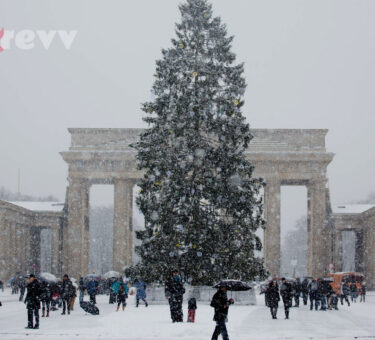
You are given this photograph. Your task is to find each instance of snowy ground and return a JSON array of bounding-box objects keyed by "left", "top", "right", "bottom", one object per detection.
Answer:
[{"left": 1, "top": 288, "right": 375, "bottom": 339}]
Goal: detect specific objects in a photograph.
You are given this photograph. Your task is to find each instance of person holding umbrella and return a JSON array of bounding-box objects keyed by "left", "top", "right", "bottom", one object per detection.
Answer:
[{"left": 210, "top": 284, "right": 234, "bottom": 340}]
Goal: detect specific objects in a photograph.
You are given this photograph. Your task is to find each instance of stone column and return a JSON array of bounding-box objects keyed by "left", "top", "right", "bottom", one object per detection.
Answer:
[
  {"left": 363, "top": 221, "right": 375, "bottom": 289},
  {"left": 29, "top": 227, "right": 41, "bottom": 274},
  {"left": 113, "top": 179, "right": 134, "bottom": 273},
  {"left": 355, "top": 230, "right": 364, "bottom": 273},
  {"left": 333, "top": 230, "right": 343, "bottom": 272},
  {"left": 307, "top": 178, "right": 330, "bottom": 278},
  {"left": 0, "top": 219, "right": 11, "bottom": 280},
  {"left": 264, "top": 178, "right": 281, "bottom": 277},
  {"left": 15, "top": 225, "right": 27, "bottom": 274},
  {"left": 64, "top": 179, "right": 90, "bottom": 278},
  {"left": 51, "top": 227, "right": 60, "bottom": 275}
]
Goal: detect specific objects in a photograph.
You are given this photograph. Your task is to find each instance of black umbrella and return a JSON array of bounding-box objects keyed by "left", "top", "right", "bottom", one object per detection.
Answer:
[{"left": 213, "top": 280, "right": 252, "bottom": 291}]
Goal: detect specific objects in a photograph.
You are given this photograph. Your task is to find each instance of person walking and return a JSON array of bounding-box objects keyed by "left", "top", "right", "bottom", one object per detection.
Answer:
[
  {"left": 87, "top": 279, "right": 97, "bottom": 304},
  {"left": 210, "top": 285, "right": 234, "bottom": 340},
  {"left": 19, "top": 278, "right": 26, "bottom": 302},
  {"left": 134, "top": 278, "right": 148, "bottom": 307},
  {"left": 40, "top": 281, "right": 52, "bottom": 317},
  {"left": 70, "top": 284, "right": 77, "bottom": 311},
  {"left": 308, "top": 278, "right": 319, "bottom": 311},
  {"left": 360, "top": 283, "right": 366, "bottom": 302},
  {"left": 78, "top": 277, "right": 85, "bottom": 303},
  {"left": 265, "top": 280, "right": 280, "bottom": 319},
  {"left": 301, "top": 278, "right": 309, "bottom": 305},
  {"left": 293, "top": 278, "right": 301, "bottom": 307},
  {"left": 280, "top": 278, "right": 292, "bottom": 319},
  {"left": 117, "top": 281, "right": 129, "bottom": 311},
  {"left": 61, "top": 274, "right": 74, "bottom": 315},
  {"left": 24, "top": 274, "right": 41, "bottom": 329},
  {"left": 317, "top": 278, "right": 327, "bottom": 310},
  {"left": 350, "top": 281, "right": 357, "bottom": 303},
  {"left": 340, "top": 281, "right": 350, "bottom": 306},
  {"left": 111, "top": 278, "right": 129, "bottom": 311},
  {"left": 165, "top": 269, "right": 185, "bottom": 323}
]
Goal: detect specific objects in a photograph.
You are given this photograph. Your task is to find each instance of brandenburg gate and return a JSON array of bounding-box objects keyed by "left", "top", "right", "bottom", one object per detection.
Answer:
[{"left": 60, "top": 128, "right": 334, "bottom": 279}]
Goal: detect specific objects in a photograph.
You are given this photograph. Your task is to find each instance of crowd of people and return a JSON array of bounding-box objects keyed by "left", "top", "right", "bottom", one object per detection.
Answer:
[
  {"left": 263, "top": 276, "right": 367, "bottom": 320},
  {"left": 0, "top": 269, "right": 368, "bottom": 340}
]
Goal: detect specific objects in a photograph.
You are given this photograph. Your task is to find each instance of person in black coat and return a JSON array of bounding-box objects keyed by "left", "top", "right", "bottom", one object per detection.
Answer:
[
  {"left": 293, "top": 278, "right": 302, "bottom": 307},
  {"left": 40, "top": 281, "right": 52, "bottom": 317},
  {"left": 24, "top": 274, "right": 41, "bottom": 329},
  {"left": 265, "top": 280, "right": 280, "bottom": 319},
  {"left": 165, "top": 269, "right": 185, "bottom": 322},
  {"left": 19, "top": 278, "right": 26, "bottom": 302},
  {"left": 210, "top": 286, "right": 234, "bottom": 340},
  {"left": 301, "top": 278, "right": 309, "bottom": 305},
  {"left": 279, "top": 278, "right": 292, "bottom": 319},
  {"left": 61, "top": 274, "right": 74, "bottom": 315}
]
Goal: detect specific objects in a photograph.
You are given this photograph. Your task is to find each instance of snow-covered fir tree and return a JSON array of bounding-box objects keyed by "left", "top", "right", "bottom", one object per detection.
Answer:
[{"left": 128, "top": 0, "right": 266, "bottom": 285}]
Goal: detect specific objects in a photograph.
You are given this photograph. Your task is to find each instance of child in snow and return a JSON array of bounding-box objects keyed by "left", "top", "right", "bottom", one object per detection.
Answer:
[{"left": 187, "top": 297, "right": 197, "bottom": 322}]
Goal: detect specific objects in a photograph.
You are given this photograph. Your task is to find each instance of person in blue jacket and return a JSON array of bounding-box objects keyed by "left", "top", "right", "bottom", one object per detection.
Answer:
[
  {"left": 134, "top": 278, "right": 148, "bottom": 307},
  {"left": 111, "top": 278, "right": 129, "bottom": 311},
  {"left": 87, "top": 279, "right": 97, "bottom": 304}
]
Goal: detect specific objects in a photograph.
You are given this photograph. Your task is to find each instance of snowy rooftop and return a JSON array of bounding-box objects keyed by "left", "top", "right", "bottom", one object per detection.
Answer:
[
  {"left": 332, "top": 204, "right": 375, "bottom": 214},
  {"left": 7, "top": 201, "right": 65, "bottom": 212}
]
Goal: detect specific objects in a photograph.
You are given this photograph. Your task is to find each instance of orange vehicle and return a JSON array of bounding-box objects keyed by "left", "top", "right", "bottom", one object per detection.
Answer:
[{"left": 327, "top": 272, "right": 365, "bottom": 295}]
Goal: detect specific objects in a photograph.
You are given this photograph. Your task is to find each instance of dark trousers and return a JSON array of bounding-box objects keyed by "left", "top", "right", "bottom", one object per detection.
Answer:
[
  {"left": 302, "top": 292, "right": 308, "bottom": 305},
  {"left": 269, "top": 306, "right": 278, "bottom": 318},
  {"left": 117, "top": 295, "right": 126, "bottom": 307},
  {"left": 211, "top": 320, "right": 229, "bottom": 340},
  {"left": 169, "top": 295, "right": 183, "bottom": 322},
  {"left": 27, "top": 308, "right": 39, "bottom": 328},
  {"left": 89, "top": 293, "right": 96, "bottom": 304},
  {"left": 62, "top": 298, "right": 71, "bottom": 314},
  {"left": 310, "top": 292, "right": 319, "bottom": 310},
  {"left": 340, "top": 294, "right": 350, "bottom": 305},
  {"left": 42, "top": 300, "right": 50, "bottom": 312},
  {"left": 136, "top": 297, "right": 148, "bottom": 307},
  {"left": 294, "top": 294, "right": 300, "bottom": 306},
  {"left": 282, "top": 297, "right": 291, "bottom": 318}
]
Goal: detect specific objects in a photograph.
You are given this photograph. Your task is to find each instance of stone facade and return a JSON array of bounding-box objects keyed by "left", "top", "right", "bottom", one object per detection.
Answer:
[
  {"left": 332, "top": 205, "right": 375, "bottom": 288},
  {"left": 0, "top": 201, "right": 65, "bottom": 281},
  {"left": 1, "top": 128, "right": 374, "bottom": 288},
  {"left": 60, "top": 128, "right": 334, "bottom": 279}
]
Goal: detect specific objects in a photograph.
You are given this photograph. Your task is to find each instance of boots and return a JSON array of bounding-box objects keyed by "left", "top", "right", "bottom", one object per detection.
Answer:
[
  {"left": 46, "top": 310, "right": 49, "bottom": 317},
  {"left": 116, "top": 305, "right": 120, "bottom": 312},
  {"left": 122, "top": 305, "right": 125, "bottom": 311},
  {"left": 145, "top": 301, "right": 148, "bottom": 307},
  {"left": 42, "top": 308, "right": 45, "bottom": 317},
  {"left": 285, "top": 311, "right": 289, "bottom": 319}
]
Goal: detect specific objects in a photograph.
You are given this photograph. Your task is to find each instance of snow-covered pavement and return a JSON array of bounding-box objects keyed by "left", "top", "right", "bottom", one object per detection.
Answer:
[{"left": 1, "top": 288, "right": 375, "bottom": 339}]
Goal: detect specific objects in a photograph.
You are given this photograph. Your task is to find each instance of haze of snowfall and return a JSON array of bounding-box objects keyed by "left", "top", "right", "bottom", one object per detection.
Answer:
[{"left": 126, "top": 0, "right": 267, "bottom": 286}]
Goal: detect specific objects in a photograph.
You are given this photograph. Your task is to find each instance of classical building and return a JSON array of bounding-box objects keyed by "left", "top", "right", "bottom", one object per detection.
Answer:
[
  {"left": 0, "top": 128, "right": 374, "bottom": 288},
  {"left": 332, "top": 204, "right": 375, "bottom": 287},
  {"left": 60, "top": 128, "right": 333, "bottom": 279},
  {"left": 0, "top": 201, "right": 65, "bottom": 280}
]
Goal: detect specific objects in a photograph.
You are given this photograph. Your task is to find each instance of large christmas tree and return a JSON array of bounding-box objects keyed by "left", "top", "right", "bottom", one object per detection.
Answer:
[{"left": 128, "top": 0, "right": 266, "bottom": 285}]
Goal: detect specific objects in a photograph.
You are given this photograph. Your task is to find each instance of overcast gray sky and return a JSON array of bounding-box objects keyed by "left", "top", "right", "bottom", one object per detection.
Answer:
[{"left": 0, "top": 0, "right": 374, "bottom": 234}]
